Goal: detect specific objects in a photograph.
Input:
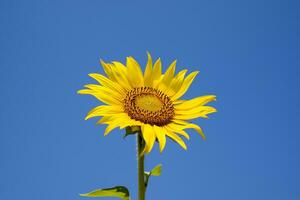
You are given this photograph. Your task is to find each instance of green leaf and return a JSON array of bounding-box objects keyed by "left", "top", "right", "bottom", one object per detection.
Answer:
[
  {"left": 144, "top": 164, "right": 162, "bottom": 188},
  {"left": 80, "top": 186, "right": 130, "bottom": 200},
  {"left": 150, "top": 164, "right": 162, "bottom": 176}
]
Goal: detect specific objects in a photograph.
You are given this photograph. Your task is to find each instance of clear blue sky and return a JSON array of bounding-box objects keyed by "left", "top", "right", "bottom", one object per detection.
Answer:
[{"left": 1, "top": 0, "right": 300, "bottom": 200}]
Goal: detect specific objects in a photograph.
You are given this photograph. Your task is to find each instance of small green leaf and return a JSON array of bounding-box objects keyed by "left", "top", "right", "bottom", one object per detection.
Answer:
[
  {"left": 80, "top": 186, "right": 130, "bottom": 200},
  {"left": 144, "top": 164, "right": 162, "bottom": 188},
  {"left": 144, "top": 164, "right": 162, "bottom": 178},
  {"left": 150, "top": 164, "right": 162, "bottom": 176}
]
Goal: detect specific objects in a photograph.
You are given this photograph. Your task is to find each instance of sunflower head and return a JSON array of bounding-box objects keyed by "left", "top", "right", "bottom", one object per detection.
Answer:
[
  {"left": 124, "top": 87, "right": 174, "bottom": 126},
  {"left": 78, "top": 53, "right": 217, "bottom": 154}
]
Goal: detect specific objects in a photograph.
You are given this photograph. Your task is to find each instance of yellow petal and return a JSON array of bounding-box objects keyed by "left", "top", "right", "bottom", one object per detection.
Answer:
[
  {"left": 185, "top": 123, "right": 206, "bottom": 140},
  {"left": 104, "top": 122, "right": 119, "bottom": 136},
  {"left": 101, "top": 61, "right": 131, "bottom": 91},
  {"left": 88, "top": 73, "right": 126, "bottom": 95},
  {"left": 175, "top": 106, "right": 217, "bottom": 120},
  {"left": 171, "top": 71, "right": 199, "bottom": 101},
  {"left": 153, "top": 125, "right": 166, "bottom": 153},
  {"left": 100, "top": 59, "right": 115, "bottom": 81},
  {"left": 78, "top": 89, "right": 121, "bottom": 105},
  {"left": 111, "top": 61, "right": 127, "bottom": 72},
  {"left": 141, "top": 124, "right": 156, "bottom": 154},
  {"left": 171, "top": 120, "right": 206, "bottom": 140},
  {"left": 166, "top": 123, "right": 190, "bottom": 140},
  {"left": 157, "top": 60, "right": 177, "bottom": 92},
  {"left": 144, "top": 52, "right": 153, "bottom": 87},
  {"left": 173, "top": 100, "right": 184, "bottom": 104},
  {"left": 104, "top": 113, "right": 142, "bottom": 127},
  {"left": 126, "top": 57, "right": 144, "bottom": 87},
  {"left": 178, "top": 130, "right": 189, "bottom": 140},
  {"left": 110, "top": 64, "right": 132, "bottom": 91},
  {"left": 174, "top": 95, "right": 216, "bottom": 110},
  {"left": 163, "top": 60, "right": 177, "bottom": 82},
  {"left": 165, "top": 128, "right": 187, "bottom": 150},
  {"left": 85, "top": 105, "right": 123, "bottom": 120},
  {"left": 84, "top": 84, "right": 124, "bottom": 100},
  {"left": 116, "top": 113, "right": 142, "bottom": 127},
  {"left": 152, "top": 58, "right": 162, "bottom": 83},
  {"left": 96, "top": 116, "right": 112, "bottom": 124},
  {"left": 103, "top": 115, "right": 141, "bottom": 136},
  {"left": 170, "top": 119, "right": 189, "bottom": 126},
  {"left": 176, "top": 105, "right": 217, "bottom": 114},
  {"left": 164, "top": 69, "right": 187, "bottom": 97}
]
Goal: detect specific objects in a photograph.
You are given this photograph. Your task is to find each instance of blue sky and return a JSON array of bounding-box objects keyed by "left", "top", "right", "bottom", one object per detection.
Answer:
[{"left": 1, "top": 0, "right": 300, "bottom": 200}]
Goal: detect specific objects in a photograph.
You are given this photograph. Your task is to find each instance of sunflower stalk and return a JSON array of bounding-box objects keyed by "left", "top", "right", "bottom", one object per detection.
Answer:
[{"left": 137, "top": 132, "right": 146, "bottom": 200}]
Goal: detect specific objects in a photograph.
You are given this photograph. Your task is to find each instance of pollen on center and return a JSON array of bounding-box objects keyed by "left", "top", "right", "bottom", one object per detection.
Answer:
[{"left": 135, "top": 94, "right": 163, "bottom": 112}]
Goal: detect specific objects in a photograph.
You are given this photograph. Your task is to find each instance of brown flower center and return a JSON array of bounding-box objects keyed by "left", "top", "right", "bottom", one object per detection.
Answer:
[{"left": 124, "top": 87, "right": 174, "bottom": 126}]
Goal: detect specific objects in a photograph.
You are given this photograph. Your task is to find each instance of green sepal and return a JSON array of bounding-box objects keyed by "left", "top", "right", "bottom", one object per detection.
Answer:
[
  {"left": 124, "top": 126, "right": 140, "bottom": 138},
  {"left": 144, "top": 164, "right": 162, "bottom": 188},
  {"left": 80, "top": 186, "right": 130, "bottom": 200}
]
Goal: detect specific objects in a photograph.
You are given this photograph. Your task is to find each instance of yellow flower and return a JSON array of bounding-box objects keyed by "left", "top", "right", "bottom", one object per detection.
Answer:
[{"left": 78, "top": 53, "right": 216, "bottom": 153}]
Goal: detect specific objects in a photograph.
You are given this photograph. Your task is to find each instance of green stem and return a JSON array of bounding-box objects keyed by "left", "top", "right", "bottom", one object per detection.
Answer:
[{"left": 137, "top": 133, "right": 145, "bottom": 200}]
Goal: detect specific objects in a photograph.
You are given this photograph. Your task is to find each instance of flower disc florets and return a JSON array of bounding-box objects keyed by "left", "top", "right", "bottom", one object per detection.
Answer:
[{"left": 124, "top": 87, "right": 174, "bottom": 126}]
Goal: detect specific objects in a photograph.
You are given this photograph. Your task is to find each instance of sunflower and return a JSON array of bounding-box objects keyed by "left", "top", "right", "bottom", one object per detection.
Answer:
[{"left": 78, "top": 53, "right": 216, "bottom": 154}]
